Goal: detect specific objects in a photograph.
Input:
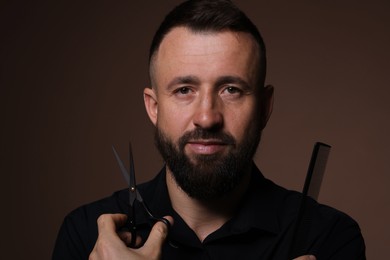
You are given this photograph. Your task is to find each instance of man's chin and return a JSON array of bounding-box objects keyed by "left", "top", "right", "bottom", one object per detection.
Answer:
[{"left": 186, "top": 151, "right": 227, "bottom": 165}]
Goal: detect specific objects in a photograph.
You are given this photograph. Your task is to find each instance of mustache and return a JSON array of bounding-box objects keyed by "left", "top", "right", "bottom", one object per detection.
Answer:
[{"left": 178, "top": 128, "right": 236, "bottom": 149}]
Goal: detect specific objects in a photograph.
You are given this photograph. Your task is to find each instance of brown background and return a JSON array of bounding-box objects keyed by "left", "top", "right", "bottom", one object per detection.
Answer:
[{"left": 1, "top": 0, "right": 389, "bottom": 259}]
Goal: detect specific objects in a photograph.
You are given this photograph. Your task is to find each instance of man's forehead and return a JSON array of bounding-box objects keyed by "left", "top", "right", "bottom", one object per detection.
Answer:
[
  {"left": 149, "top": 26, "right": 261, "bottom": 89},
  {"left": 156, "top": 26, "right": 258, "bottom": 57}
]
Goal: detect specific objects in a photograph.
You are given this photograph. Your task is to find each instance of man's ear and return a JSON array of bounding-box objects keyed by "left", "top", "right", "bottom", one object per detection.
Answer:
[
  {"left": 144, "top": 87, "right": 158, "bottom": 126},
  {"left": 260, "top": 84, "right": 274, "bottom": 130}
]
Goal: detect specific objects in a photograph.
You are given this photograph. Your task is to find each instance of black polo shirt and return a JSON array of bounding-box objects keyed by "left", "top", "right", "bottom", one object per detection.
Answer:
[{"left": 52, "top": 165, "right": 365, "bottom": 259}]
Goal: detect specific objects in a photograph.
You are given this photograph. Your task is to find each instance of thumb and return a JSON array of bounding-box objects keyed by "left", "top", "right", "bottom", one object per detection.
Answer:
[{"left": 142, "top": 216, "right": 173, "bottom": 257}]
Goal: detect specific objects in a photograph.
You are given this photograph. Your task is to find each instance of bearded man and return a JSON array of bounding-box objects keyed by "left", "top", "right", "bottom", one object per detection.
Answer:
[{"left": 53, "top": 1, "right": 365, "bottom": 259}]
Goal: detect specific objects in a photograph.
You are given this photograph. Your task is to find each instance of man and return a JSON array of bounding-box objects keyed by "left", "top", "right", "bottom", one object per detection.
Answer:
[{"left": 53, "top": 1, "right": 365, "bottom": 259}]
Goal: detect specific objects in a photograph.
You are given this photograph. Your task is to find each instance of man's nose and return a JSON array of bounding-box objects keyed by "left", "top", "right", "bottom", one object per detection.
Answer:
[{"left": 192, "top": 94, "right": 223, "bottom": 130}]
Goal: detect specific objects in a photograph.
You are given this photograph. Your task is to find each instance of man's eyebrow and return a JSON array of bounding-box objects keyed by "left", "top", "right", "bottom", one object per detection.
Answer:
[
  {"left": 166, "top": 75, "right": 251, "bottom": 90},
  {"left": 215, "top": 76, "right": 251, "bottom": 90},
  {"left": 167, "top": 75, "right": 201, "bottom": 89}
]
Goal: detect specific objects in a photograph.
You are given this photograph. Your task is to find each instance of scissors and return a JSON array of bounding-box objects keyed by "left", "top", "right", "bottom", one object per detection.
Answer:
[{"left": 112, "top": 143, "right": 170, "bottom": 248}]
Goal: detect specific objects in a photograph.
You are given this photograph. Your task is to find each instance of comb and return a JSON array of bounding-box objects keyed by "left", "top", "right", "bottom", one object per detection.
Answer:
[{"left": 288, "top": 142, "right": 331, "bottom": 258}]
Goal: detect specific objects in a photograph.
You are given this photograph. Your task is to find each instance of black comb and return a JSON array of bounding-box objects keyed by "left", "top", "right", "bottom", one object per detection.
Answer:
[{"left": 288, "top": 142, "right": 331, "bottom": 258}]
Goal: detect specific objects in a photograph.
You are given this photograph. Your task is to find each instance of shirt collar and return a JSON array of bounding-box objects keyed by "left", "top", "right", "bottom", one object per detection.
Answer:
[{"left": 226, "top": 164, "right": 280, "bottom": 235}]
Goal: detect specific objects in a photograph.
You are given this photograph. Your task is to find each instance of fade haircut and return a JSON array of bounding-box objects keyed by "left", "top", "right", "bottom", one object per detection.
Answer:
[{"left": 149, "top": 0, "right": 267, "bottom": 87}]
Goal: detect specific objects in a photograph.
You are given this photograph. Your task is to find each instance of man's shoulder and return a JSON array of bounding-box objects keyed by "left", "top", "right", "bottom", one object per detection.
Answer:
[
  {"left": 253, "top": 171, "right": 360, "bottom": 225},
  {"left": 52, "top": 188, "right": 127, "bottom": 259},
  {"left": 65, "top": 189, "right": 128, "bottom": 221},
  {"left": 52, "top": 175, "right": 161, "bottom": 260},
  {"left": 255, "top": 173, "right": 365, "bottom": 258},
  {"left": 273, "top": 178, "right": 359, "bottom": 228}
]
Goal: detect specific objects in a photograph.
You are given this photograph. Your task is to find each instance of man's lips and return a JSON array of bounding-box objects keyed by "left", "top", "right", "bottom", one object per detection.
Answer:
[{"left": 186, "top": 140, "right": 229, "bottom": 155}]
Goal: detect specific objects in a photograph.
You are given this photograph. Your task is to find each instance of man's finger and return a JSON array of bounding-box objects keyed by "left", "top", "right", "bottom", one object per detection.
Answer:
[
  {"left": 142, "top": 216, "right": 173, "bottom": 256},
  {"left": 97, "top": 214, "right": 127, "bottom": 234},
  {"left": 90, "top": 214, "right": 130, "bottom": 259},
  {"left": 118, "top": 231, "right": 143, "bottom": 248},
  {"left": 117, "top": 230, "right": 132, "bottom": 245}
]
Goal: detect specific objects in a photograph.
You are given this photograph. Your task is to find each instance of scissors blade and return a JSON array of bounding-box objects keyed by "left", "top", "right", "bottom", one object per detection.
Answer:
[
  {"left": 112, "top": 144, "right": 138, "bottom": 247},
  {"left": 112, "top": 145, "right": 137, "bottom": 205},
  {"left": 112, "top": 145, "right": 130, "bottom": 185},
  {"left": 128, "top": 142, "right": 137, "bottom": 207}
]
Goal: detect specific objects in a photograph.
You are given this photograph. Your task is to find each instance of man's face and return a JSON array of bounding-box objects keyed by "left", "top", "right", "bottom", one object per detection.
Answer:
[{"left": 144, "top": 27, "right": 273, "bottom": 200}]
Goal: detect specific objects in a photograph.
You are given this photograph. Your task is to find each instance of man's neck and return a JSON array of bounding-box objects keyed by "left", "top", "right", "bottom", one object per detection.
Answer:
[{"left": 165, "top": 166, "right": 252, "bottom": 242}]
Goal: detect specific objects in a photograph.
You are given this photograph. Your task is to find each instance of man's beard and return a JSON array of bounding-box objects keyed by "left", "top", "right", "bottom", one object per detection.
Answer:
[{"left": 154, "top": 125, "right": 261, "bottom": 201}]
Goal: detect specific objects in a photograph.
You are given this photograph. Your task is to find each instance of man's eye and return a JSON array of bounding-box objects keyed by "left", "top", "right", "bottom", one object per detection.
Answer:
[
  {"left": 224, "top": 86, "right": 241, "bottom": 94},
  {"left": 176, "top": 87, "right": 191, "bottom": 95}
]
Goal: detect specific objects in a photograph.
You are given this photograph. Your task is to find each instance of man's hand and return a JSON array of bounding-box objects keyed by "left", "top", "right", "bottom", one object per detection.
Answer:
[
  {"left": 293, "top": 256, "right": 316, "bottom": 260},
  {"left": 89, "top": 213, "right": 172, "bottom": 260}
]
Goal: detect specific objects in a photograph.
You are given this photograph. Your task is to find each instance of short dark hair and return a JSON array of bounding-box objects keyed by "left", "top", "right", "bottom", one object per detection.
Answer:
[{"left": 149, "top": 0, "right": 267, "bottom": 85}]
